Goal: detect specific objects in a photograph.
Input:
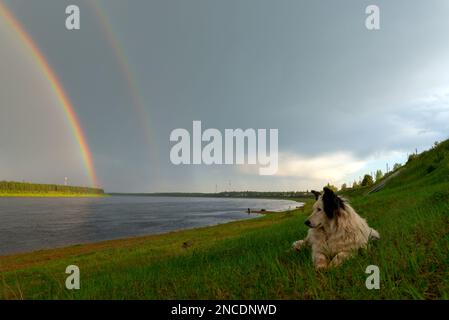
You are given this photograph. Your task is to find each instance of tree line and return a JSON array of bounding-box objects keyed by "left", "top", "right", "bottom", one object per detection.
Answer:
[
  {"left": 120, "top": 191, "right": 313, "bottom": 199},
  {"left": 0, "top": 181, "right": 104, "bottom": 194},
  {"left": 339, "top": 164, "right": 402, "bottom": 191}
]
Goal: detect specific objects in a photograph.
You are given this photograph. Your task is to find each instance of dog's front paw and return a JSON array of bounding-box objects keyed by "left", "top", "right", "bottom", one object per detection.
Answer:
[{"left": 292, "top": 240, "right": 305, "bottom": 251}]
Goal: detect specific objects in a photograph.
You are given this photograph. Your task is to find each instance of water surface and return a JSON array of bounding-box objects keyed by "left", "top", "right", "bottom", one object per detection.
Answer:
[{"left": 0, "top": 196, "right": 300, "bottom": 255}]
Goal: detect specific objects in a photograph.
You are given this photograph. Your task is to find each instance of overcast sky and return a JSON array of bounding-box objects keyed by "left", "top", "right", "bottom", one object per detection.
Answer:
[{"left": 1, "top": 0, "right": 449, "bottom": 192}]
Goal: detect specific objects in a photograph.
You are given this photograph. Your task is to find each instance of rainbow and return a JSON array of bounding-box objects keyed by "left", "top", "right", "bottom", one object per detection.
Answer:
[
  {"left": 88, "top": 1, "right": 160, "bottom": 179},
  {"left": 0, "top": 2, "right": 98, "bottom": 187}
]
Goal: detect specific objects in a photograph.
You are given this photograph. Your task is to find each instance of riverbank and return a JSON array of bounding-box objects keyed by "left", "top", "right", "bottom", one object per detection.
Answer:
[
  {"left": 1, "top": 177, "right": 448, "bottom": 299},
  {"left": 0, "top": 197, "right": 298, "bottom": 256},
  {"left": 1, "top": 140, "right": 449, "bottom": 299},
  {"left": 1, "top": 172, "right": 449, "bottom": 299},
  {"left": 0, "top": 205, "right": 304, "bottom": 297}
]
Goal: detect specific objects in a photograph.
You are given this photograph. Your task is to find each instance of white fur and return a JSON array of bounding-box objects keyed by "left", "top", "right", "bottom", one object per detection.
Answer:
[{"left": 293, "top": 196, "right": 379, "bottom": 269}]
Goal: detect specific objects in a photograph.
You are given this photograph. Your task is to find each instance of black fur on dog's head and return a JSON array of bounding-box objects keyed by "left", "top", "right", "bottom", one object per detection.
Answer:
[{"left": 322, "top": 187, "right": 345, "bottom": 219}]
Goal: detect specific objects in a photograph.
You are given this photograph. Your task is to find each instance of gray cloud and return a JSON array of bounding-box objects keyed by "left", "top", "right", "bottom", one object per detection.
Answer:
[{"left": 1, "top": 0, "right": 449, "bottom": 192}]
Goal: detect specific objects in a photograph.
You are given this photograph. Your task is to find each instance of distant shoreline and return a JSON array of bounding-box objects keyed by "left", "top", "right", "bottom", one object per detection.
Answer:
[
  {"left": 109, "top": 192, "right": 313, "bottom": 202},
  {"left": 0, "top": 192, "right": 107, "bottom": 198},
  {"left": 0, "top": 181, "right": 105, "bottom": 197}
]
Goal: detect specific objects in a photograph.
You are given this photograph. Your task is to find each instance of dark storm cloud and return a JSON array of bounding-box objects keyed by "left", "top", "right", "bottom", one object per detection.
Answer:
[{"left": 2, "top": 0, "right": 449, "bottom": 191}]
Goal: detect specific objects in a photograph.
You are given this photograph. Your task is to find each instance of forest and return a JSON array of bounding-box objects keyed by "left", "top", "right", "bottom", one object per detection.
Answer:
[{"left": 0, "top": 181, "right": 104, "bottom": 195}]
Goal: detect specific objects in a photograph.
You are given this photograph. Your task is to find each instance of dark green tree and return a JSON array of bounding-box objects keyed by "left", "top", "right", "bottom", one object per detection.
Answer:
[{"left": 361, "top": 174, "right": 374, "bottom": 187}]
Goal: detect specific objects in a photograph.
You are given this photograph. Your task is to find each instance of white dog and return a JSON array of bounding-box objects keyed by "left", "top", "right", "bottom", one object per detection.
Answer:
[{"left": 293, "top": 187, "right": 380, "bottom": 269}]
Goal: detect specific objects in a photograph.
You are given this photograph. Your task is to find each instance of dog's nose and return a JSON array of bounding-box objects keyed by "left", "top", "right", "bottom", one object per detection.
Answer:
[{"left": 305, "top": 220, "right": 311, "bottom": 227}]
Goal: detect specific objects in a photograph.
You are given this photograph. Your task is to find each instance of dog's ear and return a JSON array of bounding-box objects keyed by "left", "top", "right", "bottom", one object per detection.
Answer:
[
  {"left": 311, "top": 190, "right": 321, "bottom": 200},
  {"left": 322, "top": 187, "right": 343, "bottom": 219}
]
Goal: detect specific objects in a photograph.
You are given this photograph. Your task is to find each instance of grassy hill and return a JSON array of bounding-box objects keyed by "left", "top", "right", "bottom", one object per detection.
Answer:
[{"left": 0, "top": 141, "right": 448, "bottom": 299}]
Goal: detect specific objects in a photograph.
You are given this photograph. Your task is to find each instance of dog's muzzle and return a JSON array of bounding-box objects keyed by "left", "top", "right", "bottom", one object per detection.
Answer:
[{"left": 305, "top": 220, "right": 312, "bottom": 227}]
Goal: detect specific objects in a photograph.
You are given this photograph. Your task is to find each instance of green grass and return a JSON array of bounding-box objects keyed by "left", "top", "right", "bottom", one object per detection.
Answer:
[{"left": 1, "top": 141, "right": 449, "bottom": 299}]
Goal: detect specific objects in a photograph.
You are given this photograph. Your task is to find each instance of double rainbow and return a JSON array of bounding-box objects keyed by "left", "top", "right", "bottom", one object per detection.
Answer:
[
  {"left": 89, "top": 1, "right": 159, "bottom": 178},
  {"left": 0, "top": 2, "right": 98, "bottom": 187}
]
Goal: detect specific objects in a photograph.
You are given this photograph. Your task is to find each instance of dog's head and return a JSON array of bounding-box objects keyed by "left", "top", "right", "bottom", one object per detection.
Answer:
[{"left": 305, "top": 187, "right": 345, "bottom": 229}]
